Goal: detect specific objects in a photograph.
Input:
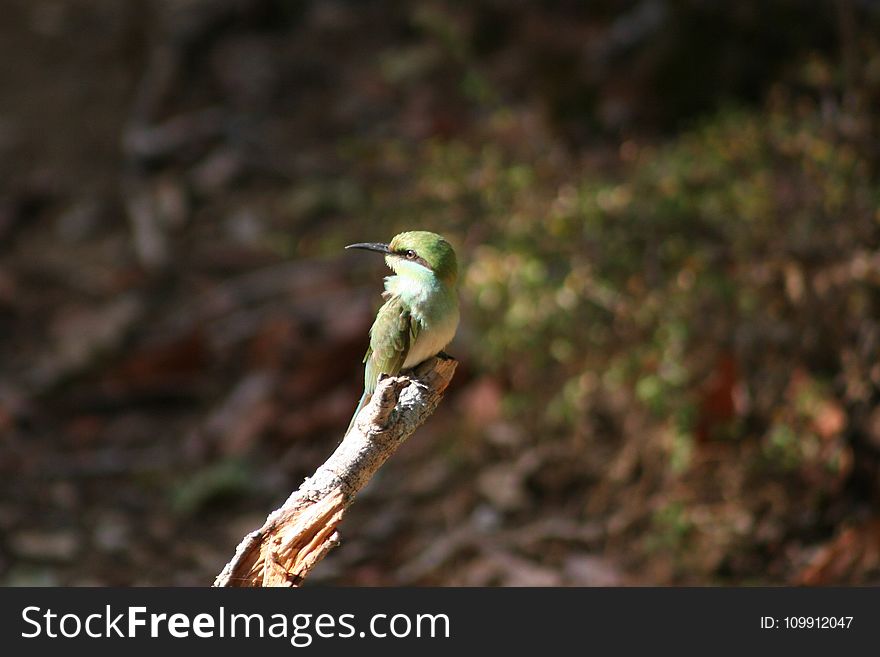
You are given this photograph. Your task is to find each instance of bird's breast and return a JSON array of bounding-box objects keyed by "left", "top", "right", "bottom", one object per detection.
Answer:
[
  {"left": 402, "top": 299, "right": 459, "bottom": 369},
  {"left": 403, "top": 313, "right": 458, "bottom": 368},
  {"left": 385, "top": 273, "right": 458, "bottom": 369}
]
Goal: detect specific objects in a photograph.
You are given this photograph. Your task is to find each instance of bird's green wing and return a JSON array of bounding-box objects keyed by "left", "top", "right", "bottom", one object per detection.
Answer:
[{"left": 363, "top": 295, "right": 421, "bottom": 395}]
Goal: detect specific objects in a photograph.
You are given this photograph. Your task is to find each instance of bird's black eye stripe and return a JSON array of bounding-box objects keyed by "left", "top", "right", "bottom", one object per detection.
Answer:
[{"left": 394, "top": 248, "right": 432, "bottom": 270}]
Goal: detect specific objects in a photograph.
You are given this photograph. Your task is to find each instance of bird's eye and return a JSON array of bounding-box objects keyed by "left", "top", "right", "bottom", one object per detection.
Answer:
[{"left": 405, "top": 250, "right": 417, "bottom": 259}]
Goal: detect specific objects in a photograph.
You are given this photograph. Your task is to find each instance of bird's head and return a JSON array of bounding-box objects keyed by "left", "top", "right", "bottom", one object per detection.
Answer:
[{"left": 346, "top": 231, "right": 458, "bottom": 285}]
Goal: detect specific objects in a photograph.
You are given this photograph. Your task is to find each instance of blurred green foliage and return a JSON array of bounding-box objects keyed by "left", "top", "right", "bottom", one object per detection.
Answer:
[
  {"left": 335, "top": 47, "right": 879, "bottom": 577},
  {"left": 351, "top": 95, "right": 877, "bottom": 432},
  {"left": 298, "top": 0, "right": 880, "bottom": 581}
]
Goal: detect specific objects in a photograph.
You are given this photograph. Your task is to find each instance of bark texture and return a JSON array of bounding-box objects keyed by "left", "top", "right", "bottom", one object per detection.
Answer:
[{"left": 213, "top": 356, "right": 457, "bottom": 587}]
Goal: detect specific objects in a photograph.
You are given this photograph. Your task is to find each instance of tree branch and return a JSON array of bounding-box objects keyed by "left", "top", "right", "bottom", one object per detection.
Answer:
[{"left": 213, "top": 356, "right": 458, "bottom": 587}]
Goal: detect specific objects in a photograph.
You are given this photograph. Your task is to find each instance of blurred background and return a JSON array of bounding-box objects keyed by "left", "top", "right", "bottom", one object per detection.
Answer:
[{"left": 2, "top": 0, "right": 880, "bottom": 586}]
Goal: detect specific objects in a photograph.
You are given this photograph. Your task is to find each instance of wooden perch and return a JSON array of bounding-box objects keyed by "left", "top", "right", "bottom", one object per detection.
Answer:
[{"left": 213, "top": 355, "right": 457, "bottom": 587}]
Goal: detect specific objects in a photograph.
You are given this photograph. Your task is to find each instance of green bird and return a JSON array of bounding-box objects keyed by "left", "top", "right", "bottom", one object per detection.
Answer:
[{"left": 345, "top": 231, "right": 459, "bottom": 434}]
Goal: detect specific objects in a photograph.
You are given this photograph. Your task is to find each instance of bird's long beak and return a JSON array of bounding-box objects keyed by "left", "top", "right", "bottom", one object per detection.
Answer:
[{"left": 345, "top": 242, "right": 392, "bottom": 254}]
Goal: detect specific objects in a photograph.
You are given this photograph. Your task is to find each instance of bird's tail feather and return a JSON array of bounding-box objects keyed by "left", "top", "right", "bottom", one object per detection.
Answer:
[{"left": 345, "top": 390, "right": 370, "bottom": 436}]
